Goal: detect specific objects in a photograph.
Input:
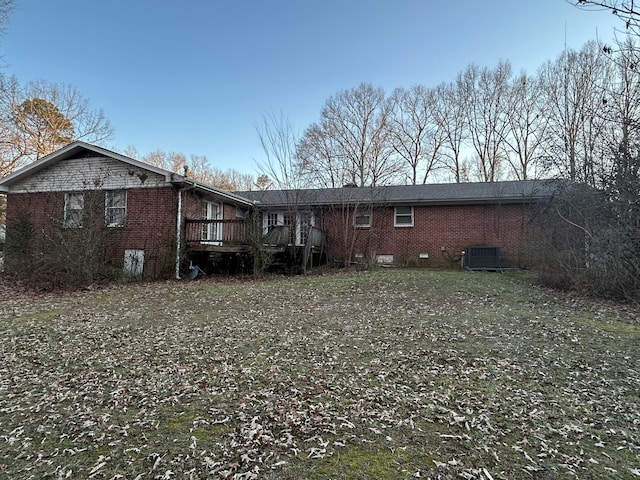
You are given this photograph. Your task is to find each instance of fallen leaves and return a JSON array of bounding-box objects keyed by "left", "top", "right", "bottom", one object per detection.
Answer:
[{"left": 0, "top": 270, "right": 639, "bottom": 479}]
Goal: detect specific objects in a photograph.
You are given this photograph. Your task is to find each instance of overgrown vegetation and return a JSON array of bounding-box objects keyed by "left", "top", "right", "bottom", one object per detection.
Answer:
[
  {"left": 0, "top": 269, "right": 638, "bottom": 479},
  {"left": 532, "top": 27, "right": 640, "bottom": 301},
  {"left": 536, "top": 175, "right": 640, "bottom": 300},
  {"left": 245, "top": 208, "right": 275, "bottom": 276},
  {"left": 4, "top": 191, "right": 119, "bottom": 288}
]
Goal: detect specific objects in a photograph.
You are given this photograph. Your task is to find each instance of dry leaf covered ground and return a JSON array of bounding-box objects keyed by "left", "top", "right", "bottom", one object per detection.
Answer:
[{"left": 0, "top": 269, "right": 639, "bottom": 480}]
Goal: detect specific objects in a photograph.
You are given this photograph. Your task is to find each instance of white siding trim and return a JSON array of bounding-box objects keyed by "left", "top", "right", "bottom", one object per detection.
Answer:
[{"left": 9, "top": 157, "right": 167, "bottom": 193}]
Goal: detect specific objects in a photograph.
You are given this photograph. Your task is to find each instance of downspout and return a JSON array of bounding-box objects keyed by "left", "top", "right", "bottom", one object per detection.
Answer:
[{"left": 175, "top": 187, "right": 183, "bottom": 279}]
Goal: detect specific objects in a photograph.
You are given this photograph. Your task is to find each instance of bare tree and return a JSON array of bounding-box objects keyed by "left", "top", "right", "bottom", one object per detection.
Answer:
[
  {"left": 533, "top": 19, "right": 640, "bottom": 300},
  {"left": 0, "top": 76, "right": 22, "bottom": 176},
  {"left": 538, "top": 41, "right": 612, "bottom": 185},
  {"left": 502, "top": 72, "right": 549, "bottom": 180},
  {"left": 388, "top": 85, "right": 445, "bottom": 184},
  {"left": 300, "top": 83, "right": 400, "bottom": 187},
  {"left": 0, "top": 77, "right": 113, "bottom": 173},
  {"left": 142, "top": 150, "right": 187, "bottom": 173},
  {"left": 140, "top": 149, "right": 254, "bottom": 190},
  {"left": 461, "top": 61, "right": 513, "bottom": 182},
  {"left": 189, "top": 155, "right": 254, "bottom": 190},
  {"left": 297, "top": 122, "right": 346, "bottom": 188},
  {"left": 256, "top": 109, "right": 307, "bottom": 191},
  {"left": 431, "top": 81, "right": 469, "bottom": 182},
  {"left": 606, "top": 36, "right": 640, "bottom": 148},
  {"left": 572, "top": 0, "right": 640, "bottom": 34},
  {"left": 255, "top": 109, "right": 311, "bottom": 273},
  {"left": 0, "top": 0, "right": 15, "bottom": 225}
]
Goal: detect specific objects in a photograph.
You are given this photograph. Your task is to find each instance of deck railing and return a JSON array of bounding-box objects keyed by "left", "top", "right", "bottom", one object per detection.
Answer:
[{"left": 184, "top": 218, "right": 247, "bottom": 245}]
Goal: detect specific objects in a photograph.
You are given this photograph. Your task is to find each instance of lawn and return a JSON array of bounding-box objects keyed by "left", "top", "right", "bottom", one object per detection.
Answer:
[{"left": 0, "top": 269, "right": 639, "bottom": 479}]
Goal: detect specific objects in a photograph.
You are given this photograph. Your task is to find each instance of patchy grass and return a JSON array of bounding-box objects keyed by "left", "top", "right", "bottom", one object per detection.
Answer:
[{"left": 0, "top": 269, "right": 639, "bottom": 479}]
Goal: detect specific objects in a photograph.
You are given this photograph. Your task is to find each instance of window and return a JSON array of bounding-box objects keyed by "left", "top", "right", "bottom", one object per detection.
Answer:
[
  {"left": 300, "top": 213, "right": 311, "bottom": 245},
  {"left": 236, "top": 207, "right": 247, "bottom": 219},
  {"left": 263, "top": 211, "right": 314, "bottom": 245},
  {"left": 283, "top": 213, "right": 295, "bottom": 245},
  {"left": 266, "top": 213, "right": 278, "bottom": 231},
  {"left": 64, "top": 192, "right": 84, "bottom": 228},
  {"left": 395, "top": 206, "right": 414, "bottom": 227},
  {"left": 354, "top": 207, "right": 371, "bottom": 228},
  {"left": 105, "top": 190, "right": 126, "bottom": 227},
  {"left": 201, "top": 200, "right": 220, "bottom": 241}
]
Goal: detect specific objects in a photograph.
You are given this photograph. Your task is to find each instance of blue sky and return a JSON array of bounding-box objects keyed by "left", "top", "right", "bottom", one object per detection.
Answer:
[{"left": 2, "top": 1, "right": 623, "bottom": 176}]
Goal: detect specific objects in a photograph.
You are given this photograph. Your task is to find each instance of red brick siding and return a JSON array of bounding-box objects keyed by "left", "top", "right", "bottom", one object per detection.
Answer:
[
  {"left": 5, "top": 187, "right": 179, "bottom": 278},
  {"left": 224, "top": 203, "right": 240, "bottom": 219},
  {"left": 6, "top": 191, "right": 64, "bottom": 233},
  {"left": 109, "top": 187, "right": 178, "bottom": 278},
  {"left": 181, "top": 192, "right": 240, "bottom": 220},
  {"left": 321, "top": 203, "right": 536, "bottom": 267},
  {"left": 182, "top": 191, "right": 203, "bottom": 219}
]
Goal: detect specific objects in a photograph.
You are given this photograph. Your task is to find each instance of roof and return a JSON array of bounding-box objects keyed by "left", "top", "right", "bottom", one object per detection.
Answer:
[
  {"left": 236, "top": 179, "right": 561, "bottom": 208},
  {"left": 0, "top": 141, "right": 253, "bottom": 207},
  {"left": 0, "top": 143, "right": 561, "bottom": 209}
]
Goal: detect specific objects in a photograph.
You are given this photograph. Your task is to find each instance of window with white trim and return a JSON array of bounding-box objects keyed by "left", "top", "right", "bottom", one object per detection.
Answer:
[
  {"left": 64, "top": 192, "right": 84, "bottom": 228},
  {"left": 263, "top": 211, "right": 314, "bottom": 245},
  {"left": 201, "top": 200, "right": 220, "bottom": 241},
  {"left": 283, "top": 213, "right": 295, "bottom": 245},
  {"left": 105, "top": 190, "right": 126, "bottom": 227},
  {"left": 394, "top": 206, "right": 414, "bottom": 227},
  {"left": 300, "top": 212, "right": 311, "bottom": 246},
  {"left": 266, "top": 213, "right": 278, "bottom": 231},
  {"left": 354, "top": 207, "right": 371, "bottom": 228}
]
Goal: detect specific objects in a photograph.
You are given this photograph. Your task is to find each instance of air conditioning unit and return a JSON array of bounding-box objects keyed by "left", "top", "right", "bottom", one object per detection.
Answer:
[{"left": 463, "top": 246, "right": 502, "bottom": 271}]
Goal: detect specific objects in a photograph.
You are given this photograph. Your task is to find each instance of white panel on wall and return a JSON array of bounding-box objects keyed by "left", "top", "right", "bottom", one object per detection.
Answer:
[{"left": 123, "top": 249, "right": 145, "bottom": 278}]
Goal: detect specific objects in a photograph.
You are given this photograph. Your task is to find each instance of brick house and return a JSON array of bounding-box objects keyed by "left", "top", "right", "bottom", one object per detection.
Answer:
[
  {"left": 238, "top": 180, "right": 556, "bottom": 269},
  {"left": 0, "top": 141, "right": 557, "bottom": 279},
  {"left": 0, "top": 142, "right": 253, "bottom": 279}
]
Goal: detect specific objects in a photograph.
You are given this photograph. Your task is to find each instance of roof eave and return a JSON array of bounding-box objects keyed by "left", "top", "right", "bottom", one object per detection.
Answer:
[
  {"left": 252, "top": 196, "right": 548, "bottom": 209},
  {"left": 174, "top": 178, "right": 255, "bottom": 207}
]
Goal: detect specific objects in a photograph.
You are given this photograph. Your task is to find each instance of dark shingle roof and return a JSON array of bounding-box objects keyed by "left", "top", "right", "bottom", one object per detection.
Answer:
[{"left": 236, "top": 179, "right": 561, "bottom": 208}]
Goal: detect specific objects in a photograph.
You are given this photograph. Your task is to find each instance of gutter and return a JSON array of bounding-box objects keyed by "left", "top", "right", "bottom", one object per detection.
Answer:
[
  {"left": 173, "top": 177, "right": 254, "bottom": 207},
  {"left": 174, "top": 182, "right": 197, "bottom": 280}
]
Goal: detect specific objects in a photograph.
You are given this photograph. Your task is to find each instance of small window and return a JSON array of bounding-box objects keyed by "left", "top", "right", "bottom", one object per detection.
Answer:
[
  {"left": 395, "top": 206, "right": 414, "bottom": 227},
  {"left": 236, "top": 207, "right": 247, "bottom": 219},
  {"left": 354, "top": 207, "right": 371, "bottom": 228},
  {"left": 105, "top": 190, "right": 126, "bottom": 227},
  {"left": 64, "top": 192, "right": 84, "bottom": 228},
  {"left": 300, "top": 213, "right": 311, "bottom": 245},
  {"left": 283, "top": 213, "right": 295, "bottom": 245},
  {"left": 266, "top": 213, "right": 278, "bottom": 231}
]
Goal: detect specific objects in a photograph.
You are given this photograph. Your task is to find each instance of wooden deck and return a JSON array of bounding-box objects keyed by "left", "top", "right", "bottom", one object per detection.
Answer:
[
  {"left": 184, "top": 218, "right": 249, "bottom": 252},
  {"left": 184, "top": 219, "right": 326, "bottom": 272}
]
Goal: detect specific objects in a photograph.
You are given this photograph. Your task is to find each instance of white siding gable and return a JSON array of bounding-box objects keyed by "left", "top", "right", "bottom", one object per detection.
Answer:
[{"left": 10, "top": 156, "right": 169, "bottom": 193}]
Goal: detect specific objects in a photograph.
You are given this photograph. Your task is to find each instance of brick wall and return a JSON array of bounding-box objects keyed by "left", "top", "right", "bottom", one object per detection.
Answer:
[
  {"left": 109, "top": 187, "right": 178, "bottom": 278},
  {"left": 321, "top": 202, "right": 537, "bottom": 267},
  {"left": 182, "top": 191, "right": 243, "bottom": 220},
  {"left": 5, "top": 187, "right": 179, "bottom": 279},
  {"left": 6, "top": 191, "right": 64, "bottom": 233}
]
